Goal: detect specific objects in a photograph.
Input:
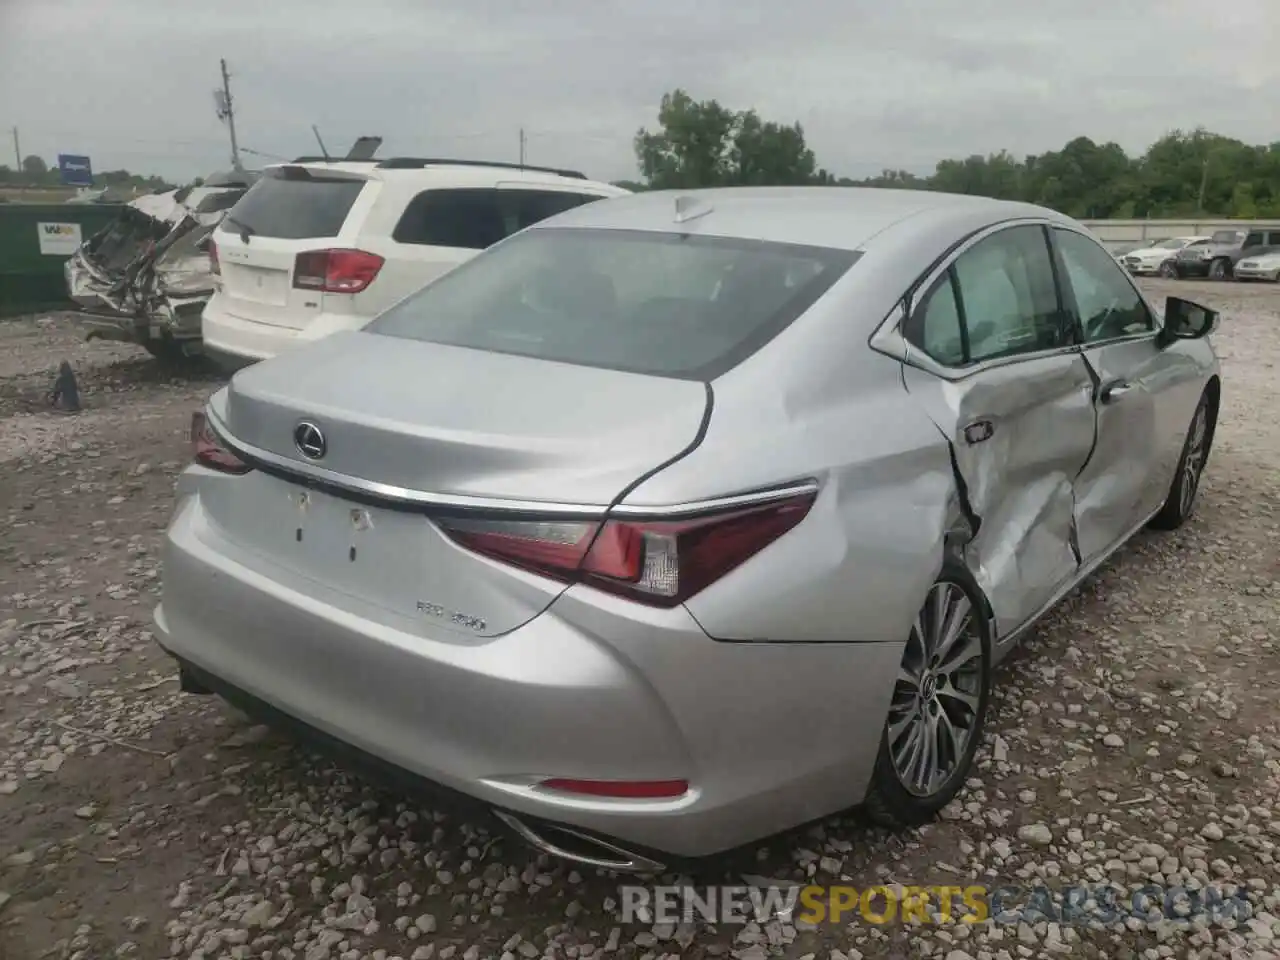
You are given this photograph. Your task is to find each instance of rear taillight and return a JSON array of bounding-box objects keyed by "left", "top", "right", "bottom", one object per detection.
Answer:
[
  {"left": 293, "top": 249, "right": 384, "bottom": 294},
  {"left": 436, "top": 492, "right": 815, "bottom": 607},
  {"left": 190, "top": 411, "right": 251, "bottom": 475},
  {"left": 208, "top": 240, "right": 220, "bottom": 276}
]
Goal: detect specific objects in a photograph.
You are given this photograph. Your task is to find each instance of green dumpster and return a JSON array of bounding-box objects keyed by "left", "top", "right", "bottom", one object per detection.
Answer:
[{"left": 0, "top": 202, "right": 126, "bottom": 317}]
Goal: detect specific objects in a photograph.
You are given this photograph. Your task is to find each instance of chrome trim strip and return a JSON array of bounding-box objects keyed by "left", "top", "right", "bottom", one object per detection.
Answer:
[
  {"left": 206, "top": 405, "right": 820, "bottom": 519},
  {"left": 610, "top": 480, "right": 820, "bottom": 518}
]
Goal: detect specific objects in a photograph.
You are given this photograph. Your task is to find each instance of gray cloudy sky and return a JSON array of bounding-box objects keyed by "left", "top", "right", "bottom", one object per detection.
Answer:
[{"left": 1, "top": 0, "right": 1276, "bottom": 183}]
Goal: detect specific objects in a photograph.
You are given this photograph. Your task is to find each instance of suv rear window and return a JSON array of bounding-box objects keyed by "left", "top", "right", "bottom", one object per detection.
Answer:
[
  {"left": 221, "top": 169, "right": 365, "bottom": 240},
  {"left": 367, "top": 227, "right": 858, "bottom": 380},
  {"left": 392, "top": 188, "right": 606, "bottom": 250}
]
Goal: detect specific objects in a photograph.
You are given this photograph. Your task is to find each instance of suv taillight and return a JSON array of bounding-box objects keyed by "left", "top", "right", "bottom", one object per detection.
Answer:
[
  {"left": 191, "top": 411, "right": 251, "bottom": 475},
  {"left": 436, "top": 492, "right": 815, "bottom": 607},
  {"left": 293, "top": 249, "right": 384, "bottom": 294},
  {"left": 208, "top": 240, "right": 220, "bottom": 276}
]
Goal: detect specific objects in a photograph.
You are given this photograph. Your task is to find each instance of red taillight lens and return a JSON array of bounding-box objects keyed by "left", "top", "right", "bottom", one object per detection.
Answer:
[
  {"left": 293, "top": 249, "right": 384, "bottom": 294},
  {"left": 538, "top": 778, "right": 689, "bottom": 799},
  {"left": 436, "top": 492, "right": 815, "bottom": 607},
  {"left": 190, "top": 411, "right": 252, "bottom": 475},
  {"left": 208, "top": 240, "right": 220, "bottom": 276}
]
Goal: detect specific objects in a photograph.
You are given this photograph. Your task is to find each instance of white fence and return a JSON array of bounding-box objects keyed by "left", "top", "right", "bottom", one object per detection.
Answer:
[{"left": 1080, "top": 219, "right": 1280, "bottom": 252}]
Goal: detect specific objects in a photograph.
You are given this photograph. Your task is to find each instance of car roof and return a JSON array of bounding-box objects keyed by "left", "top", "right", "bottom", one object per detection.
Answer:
[
  {"left": 531, "top": 186, "right": 1078, "bottom": 252},
  {"left": 273, "top": 160, "right": 627, "bottom": 194}
]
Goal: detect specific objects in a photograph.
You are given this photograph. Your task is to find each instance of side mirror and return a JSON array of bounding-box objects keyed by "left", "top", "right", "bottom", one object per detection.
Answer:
[{"left": 1157, "top": 296, "right": 1217, "bottom": 347}]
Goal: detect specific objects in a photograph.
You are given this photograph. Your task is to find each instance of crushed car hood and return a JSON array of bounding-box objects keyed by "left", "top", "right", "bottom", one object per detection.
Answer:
[{"left": 65, "top": 176, "right": 254, "bottom": 339}]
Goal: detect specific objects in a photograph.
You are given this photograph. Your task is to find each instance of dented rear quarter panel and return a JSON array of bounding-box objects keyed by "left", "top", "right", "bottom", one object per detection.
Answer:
[{"left": 622, "top": 276, "right": 958, "bottom": 647}]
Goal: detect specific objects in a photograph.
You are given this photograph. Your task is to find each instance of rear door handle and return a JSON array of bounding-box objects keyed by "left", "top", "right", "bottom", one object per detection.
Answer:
[
  {"left": 963, "top": 419, "right": 995, "bottom": 445},
  {"left": 1100, "top": 381, "right": 1132, "bottom": 404}
]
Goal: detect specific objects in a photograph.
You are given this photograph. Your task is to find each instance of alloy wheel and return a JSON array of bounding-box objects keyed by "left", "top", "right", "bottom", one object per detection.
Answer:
[
  {"left": 886, "top": 582, "right": 985, "bottom": 797},
  {"left": 1179, "top": 405, "right": 1208, "bottom": 517}
]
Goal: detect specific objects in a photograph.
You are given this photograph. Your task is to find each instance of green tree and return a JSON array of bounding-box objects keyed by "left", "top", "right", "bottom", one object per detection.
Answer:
[
  {"left": 21, "top": 155, "right": 48, "bottom": 179},
  {"left": 635, "top": 89, "right": 827, "bottom": 188}
]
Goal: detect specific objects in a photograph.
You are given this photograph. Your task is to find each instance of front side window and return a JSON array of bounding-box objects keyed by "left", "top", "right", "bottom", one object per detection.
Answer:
[
  {"left": 368, "top": 227, "right": 858, "bottom": 379},
  {"left": 1054, "top": 229, "right": 1153, "bottom": 342}
]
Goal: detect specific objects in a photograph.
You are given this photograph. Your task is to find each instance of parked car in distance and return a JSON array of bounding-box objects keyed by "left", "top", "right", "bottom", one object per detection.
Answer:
[
  {"left": 158, "top": 187, "right": 1221, "bottom": 871},
  {"left": 1233, "top": 248, "right": 1280, "bottom": 283},
  {"left": 201, "top": 158, "right": 630, "bottom": 370},
  {"left": 1121, "top": 238, "right": 1208, "bottom": 277},
  {"left": 1171, "top": 227, "right": 1280, "bottom": 280},
  {"left": 65, "top": 171, "right": 257, "bottom": 360},
  {"left": 1120, "top": 236, "right": 1209, "bottom": 277}
]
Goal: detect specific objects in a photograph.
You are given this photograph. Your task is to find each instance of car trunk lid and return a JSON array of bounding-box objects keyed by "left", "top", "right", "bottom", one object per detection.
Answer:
[
  {"left": 215, "top": 329, "right": 709, "bottom": 503},
  {"left": 201, "top": 331, "right": 709, "bottom": 636}
]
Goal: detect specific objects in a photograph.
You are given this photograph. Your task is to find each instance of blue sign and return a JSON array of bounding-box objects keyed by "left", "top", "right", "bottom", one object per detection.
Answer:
[{"left": 57, "top": 154, "right": 93, "bottom": 187}]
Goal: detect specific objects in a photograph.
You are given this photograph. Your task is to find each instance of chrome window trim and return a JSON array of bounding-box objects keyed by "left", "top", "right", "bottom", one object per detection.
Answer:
[{"left": 205, "top": 405, "right": 818, "bottom": 519}]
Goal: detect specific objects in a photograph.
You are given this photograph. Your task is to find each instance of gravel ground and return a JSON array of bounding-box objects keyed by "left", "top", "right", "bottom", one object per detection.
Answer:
[{"left": 1, "top": 280, "right": 1278, "bottom": 960}]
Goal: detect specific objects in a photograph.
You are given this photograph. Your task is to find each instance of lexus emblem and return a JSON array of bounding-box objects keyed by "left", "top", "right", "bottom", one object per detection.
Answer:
[{"left": 293, "top": 421, "right": 326, "bottom": 460}]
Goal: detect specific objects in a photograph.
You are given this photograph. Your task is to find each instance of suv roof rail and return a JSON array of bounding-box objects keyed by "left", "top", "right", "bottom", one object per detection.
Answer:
[
  {"left": 374, "top": 157, "right": 588, "bottom": 180},
  {"left": 289, "top": 156, "right": 381, "bottom": 164}
]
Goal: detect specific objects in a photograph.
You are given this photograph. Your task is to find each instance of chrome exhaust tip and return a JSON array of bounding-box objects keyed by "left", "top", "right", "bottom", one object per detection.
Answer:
[{"left": 493, "top": 810, "right": 666, "bottom": 874}]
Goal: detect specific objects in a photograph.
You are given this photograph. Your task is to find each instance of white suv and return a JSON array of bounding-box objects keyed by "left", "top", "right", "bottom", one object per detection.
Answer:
[{"left": 201, "top": 158, "right": 630, "bottom": 368}]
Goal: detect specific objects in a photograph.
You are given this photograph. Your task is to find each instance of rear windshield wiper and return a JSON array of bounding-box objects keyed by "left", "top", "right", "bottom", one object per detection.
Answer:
[{"left": 224, "top": 214, "right": 256, "bottom": 242}]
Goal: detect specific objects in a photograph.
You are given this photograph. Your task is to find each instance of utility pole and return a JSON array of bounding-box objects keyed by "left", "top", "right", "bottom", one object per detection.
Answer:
[
  {"left": 217, "top": 59, "right": 242, "bottom": 170},
  {"left": 1197, "top": 156, "right": 1209, "bottom": 213},
  {"left": 12, "top": 126, "right": 20, "bottom": 168},
  {"left": 519, "top": 128, "right": 526, "bottom": 167}
]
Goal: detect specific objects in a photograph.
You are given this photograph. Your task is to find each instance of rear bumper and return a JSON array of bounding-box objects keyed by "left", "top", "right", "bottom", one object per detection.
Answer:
[
  {"left": 156, "top": 489, "right": 902, "bottom": 859},
  {"left": 201, "top": 296, "right": 368, "bottom": 364},
  {"left": 1123, "top": 261, "right": 1165, "bottom": 275}
]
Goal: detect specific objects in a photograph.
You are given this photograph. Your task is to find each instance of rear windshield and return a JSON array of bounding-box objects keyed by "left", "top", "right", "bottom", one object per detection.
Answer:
[
  {"left": 367, "top": 227, "right": 858, "bottom": 380},
  {"left": 220, "top": 169, "right": 365, "bottom": 240},
  {"left": 194, "top": 190, "right": 247, "bottom": 214},
  {"left": 1210, "top": 230, "right": 1244, "bottom": 243}
]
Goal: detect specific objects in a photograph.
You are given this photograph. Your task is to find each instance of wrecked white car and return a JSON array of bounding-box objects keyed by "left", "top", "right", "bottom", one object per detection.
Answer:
[{"left": 65, "top": 171, "right": 258, "bottom": 361}]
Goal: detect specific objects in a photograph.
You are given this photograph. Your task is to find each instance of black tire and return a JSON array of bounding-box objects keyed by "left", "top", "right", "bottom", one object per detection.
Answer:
[
  {"left": 865, "top": 564, "right": 992, "bottom": 829},
  {"left": 1149, "top": 390, "right": 1214, "bottom": 531},
  {"left": 1159, "top": 261, "right": 1179, "bottom": 279},
  {"left": 142, "top": 338, "right": 206, "bottom": 369},
  {"left": 1208, "top": 258, "right": 1230, "bottom": 281}
]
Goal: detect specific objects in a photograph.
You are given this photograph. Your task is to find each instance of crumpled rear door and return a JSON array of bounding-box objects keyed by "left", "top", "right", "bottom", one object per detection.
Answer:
[{"left": 903, "top": 356, "right": 1096, "bottom": 639}]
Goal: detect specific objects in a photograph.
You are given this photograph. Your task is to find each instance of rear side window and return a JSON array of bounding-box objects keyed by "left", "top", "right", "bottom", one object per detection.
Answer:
[
  {"left": 367, "top": 227, "right": 858, "bottom": 380},
  {"left": 392, "top": 188, "right": 605, "bottom": 249},
  {"left": 221, "top": 170, "right": 365, "bottom": 240},
  {"left": 904, "top": 225, "right": 1068, "bottom": 366}
]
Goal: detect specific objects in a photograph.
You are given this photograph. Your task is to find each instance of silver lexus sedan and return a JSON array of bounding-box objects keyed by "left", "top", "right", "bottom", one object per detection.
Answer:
[{"left": 157, "top": 187, "right": 1221, "bottom": 872}]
